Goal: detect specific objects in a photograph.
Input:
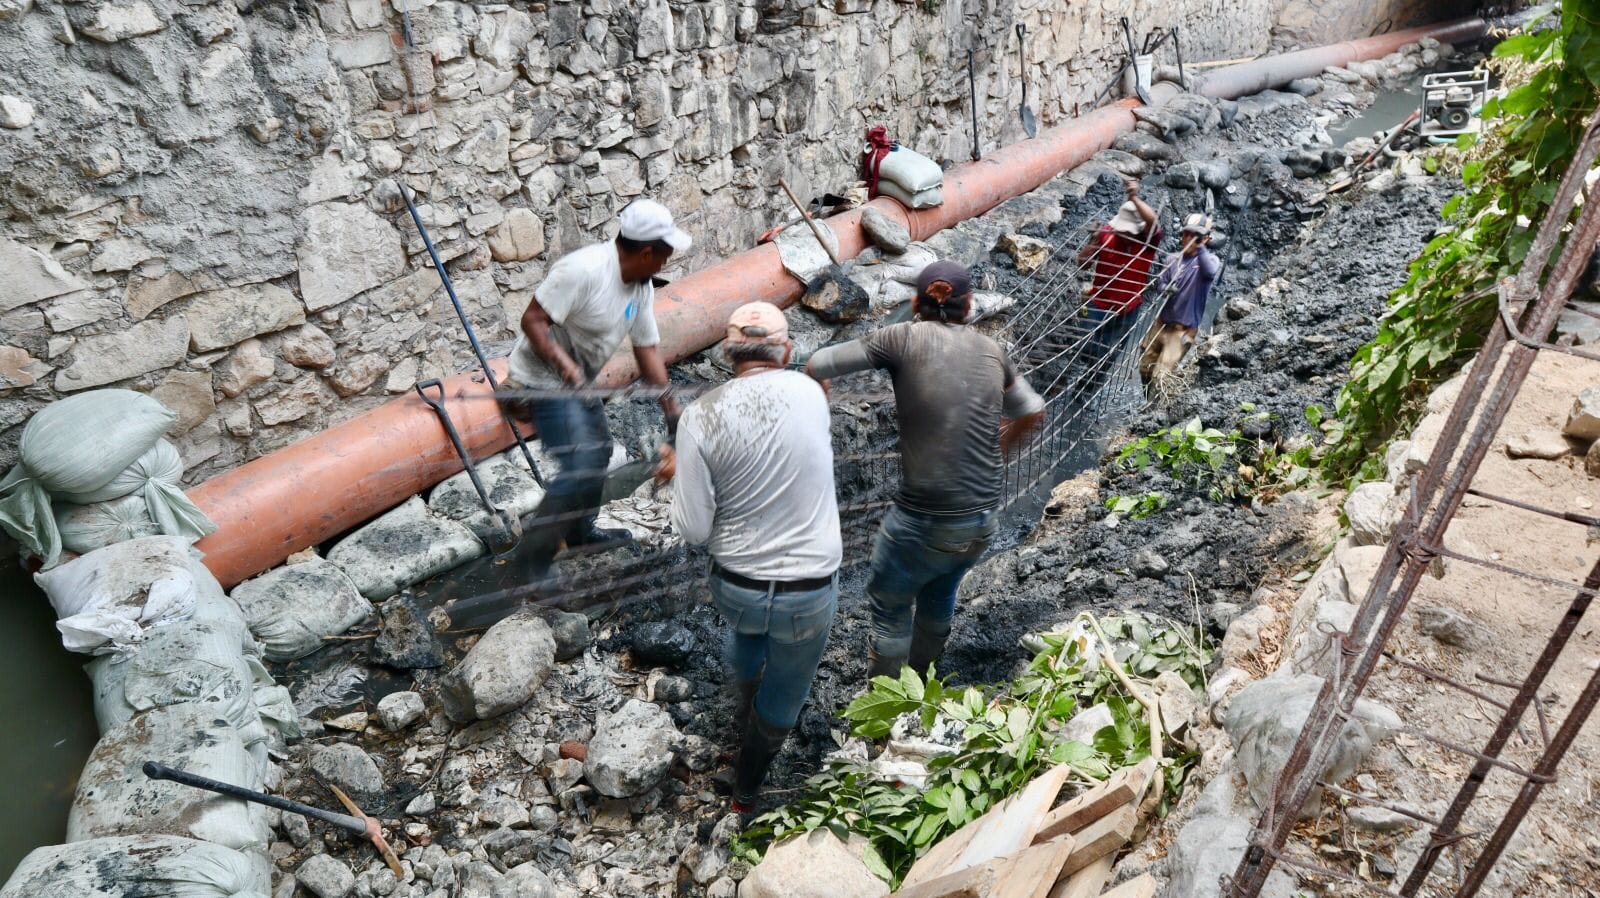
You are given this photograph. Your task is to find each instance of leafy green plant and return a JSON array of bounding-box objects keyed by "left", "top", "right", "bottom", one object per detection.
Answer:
[
  {"left": 1324, "top": 7, "right": 1600, "bottom": 482},
  {"left": 733, "top": 613, "right": 1212, "bottom": 886},
  {"left": 1115, "top": 417, "right": 1243, "bottom": 499},
  {"left": 1104, "top": 492, "right": 1169, "bottom": 519}
]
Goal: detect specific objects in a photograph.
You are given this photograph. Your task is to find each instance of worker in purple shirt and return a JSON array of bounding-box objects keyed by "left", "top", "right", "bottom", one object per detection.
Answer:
[{"left": 1141, "top": 213, "right": 1222, "bottom": 382}]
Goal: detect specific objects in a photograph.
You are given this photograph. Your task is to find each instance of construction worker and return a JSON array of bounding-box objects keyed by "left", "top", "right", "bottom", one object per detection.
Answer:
[
  {"left": 656, "top": 302, "right": 841, "bottom": 814},
  {"left": 1142, "top": 213, "right": 1222, "bottom": 382},
  {"left": 807, "top": 262, "right": 1044, "bottom": 680},
  {"left": 509, "top": 199, "right": 687, "bottom": 581},
  {"left": 1075, "top": 179, "right": 1163, "bottom": 394}
]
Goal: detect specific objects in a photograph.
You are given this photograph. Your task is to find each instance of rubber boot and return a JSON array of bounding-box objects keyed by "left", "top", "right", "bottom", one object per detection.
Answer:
[
  {"left": 866, "top": 644, "right": 907, "bottom": 681},
  {"left": 907, "top": 623, "right": 950, "bottom": 681},
  {"left": 730, "top": 715, "right": 791, "bottom": 815},
  {"left": 517, "top": 489, "right": 584, "bottom": 579}
]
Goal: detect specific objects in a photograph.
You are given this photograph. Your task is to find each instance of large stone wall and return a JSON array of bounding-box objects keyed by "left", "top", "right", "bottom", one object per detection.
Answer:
[
  {"left": 0, "top": 0, "right": 1285, "bottom": 481},
  {"left": 1274, "top": 0, "right": 1477, "bottom": 45}
]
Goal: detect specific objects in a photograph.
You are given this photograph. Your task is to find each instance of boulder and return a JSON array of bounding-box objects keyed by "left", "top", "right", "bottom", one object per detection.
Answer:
[
  {"left": 739, "top": 830, "right": 888, "bottom": 898},
  {"left": 326, "top": 496, "right": 485, "bottom": 600},
  {"left": 1290, "top": 600, "right": 1358, "bottom": 678},
  {"left": 185, "top": 285, "right": 305, "bottom": 352},
  {"left": 1344, "top": 481, "right": 1399, "bottom": 546},
  {"left": 310, "top": 743, "right": 385, "bottom": 801},
  {"left": 538, "top": 609, "right": 592, "bottom": 660},
  {"left": 1416, "top": 605, "right": 1479, "bottom": 648},
  {"left": 1220, "top": 604, "right": 1277, "bottom": 664},
  {"left": 1164, "top": 812, "right": 1297, "bottom": 898},
  {"left": 298, "top": 854, "right": 356, "bottom": 898},
  {"left": 1165, "top": 161, "right": 1201, "bottom": 190},
  {"left": 629, "top": 620, "right": 696, "bottom": 667},
  {"left": 1505, "top": 430, "right": 1573, "bottom": 460},
  {"left": 1563, "top": 386, "right": 1600, "bottom": 442},
  {"left": 860, "top": 207, "right": 909, "bottom": 255},
  {"left": 800, "top": 268, "right": 870, "bottom": 323},
  {"left": 997, "top": 233, "right": 1051, "bottom": 275},
  {"left": 377, "top": 690, "right": 427, "bottom": 731},
  {"left": 585, "top": 698, "right": 679, "bottom": 797},
  {"left": 54, "top": 317, "right": 188, "bottom": 392},
  {"left": 1225, "top": 674, "right": 1400, "bottom": 816},
  {"left": 440, "top": 612, "right": 557, "bottom": 722}
]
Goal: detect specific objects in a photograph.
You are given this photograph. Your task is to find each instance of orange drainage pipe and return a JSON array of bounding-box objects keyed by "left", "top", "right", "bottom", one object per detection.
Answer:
[{"left": 190, "top": 16, "right": 1487, "bottom": 587}]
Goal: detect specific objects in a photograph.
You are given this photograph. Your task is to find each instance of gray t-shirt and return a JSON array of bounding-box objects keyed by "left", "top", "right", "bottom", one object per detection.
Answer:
[
  {"left": 810, "top": 321, "right": 1043, "bottom": 515},
  {"left": 670, "top": 370, "right": 842, "bottom": 580},
  {"left": 508, "top": 242, "right": 660, "bottom": 387}
]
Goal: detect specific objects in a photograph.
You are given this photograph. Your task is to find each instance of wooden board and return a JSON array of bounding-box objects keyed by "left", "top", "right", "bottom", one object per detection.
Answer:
[
  {"left": 892, "top": 861, "right": 996, "bottom": 898},
  {"left": 990, "top": 837, "right": 1079, "bottom": 898},
  {"left": 901, "top": 765, "right": 1074, "bottom": 888},
  {"left": 1099, "top": 874, "right": 1158, "bottom": 898},
  {"left": 1057, "top": 804, "right": 1138, "bottom": 878},
  {"left": 1046, "top": 854, "right": 1114, "bottom": 898},
  {"left": 1034, "top": 759, "right": 1156, "bottom": 844}
]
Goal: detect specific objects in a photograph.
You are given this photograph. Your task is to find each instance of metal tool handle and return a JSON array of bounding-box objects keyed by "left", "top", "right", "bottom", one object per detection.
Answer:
[
  {"left": 967, "top": 49, "right": 981, "bottom": 162},
  {"left": 143, "top": 762, "right": 367, "bottom": 834},
  {"left": 778, "top": 179, "right": 842, "bottom": 266},
  {"left": 1015, "top": 24, "right": 1027, "bottom": 109},
  {"left": 415, "top": 380, "right": 502, "bottom": 515}
]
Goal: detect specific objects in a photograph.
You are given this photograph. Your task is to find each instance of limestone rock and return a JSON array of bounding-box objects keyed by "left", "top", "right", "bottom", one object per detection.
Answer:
[
  {"left": 1133, "top": 548, "right": 1170, "bottom": 578},
  {"left": 440, "top": 612, "right": 556, "bottom": 722},
  {"left": 1348, "top": 805, "right": 1419, "bottom": 832},
  {"left": 1220, "top": 603, "right": 1277, "bottom": 664},
  {"left": 326, "top": 496, "right": 485, "bottom": 599},
  {"left": 255, "top": 378, "right": 323, "bottom": 425},
  {"left": 739, "top": 830, "right": 888, "bottom": 898},
  {"left": 585, "top": 698, "right": 679, "bottom": 798},
  {"left": 151, "top": 370, "right": 216, "bottom": 435},
  {"left": 0, "top": 95, "right": 34, "bottom": 129},
  {"left": 80, "top": 1, "right": 164, "bottom": 41},
  {"left": 91, "top": 239, "right": 157, "bottom": 273},
  {"left": 1563, "top": 386, "right": 1600, "bottom": 442},
  {"left": 1417, "top": 605, "right": 1478, "bottom": 647},
  {"left": 998, "top": 233, "right": 1050, "bottom": 275},
  {"left": 298, "top": 854, "right": 356, "bottom": 898},
  {"left": 488, "top": 209, "right": 546, "bottom": 262},
  {"left": 860, "top": 208, "right": 909, "bottom": 255},
  {"left": 1131, "top": 105, "right": 1196, "bottom": 139},
  {"left": 1166, "top": 812, "right": 1297, "bottom": 898},
  {"left": 1290, "top": 600, "right": 1357, "bottom": 678},
  {"left": 0, "top": 345, "right": 45, "bottom": 388},
  {"left": 0, "top": 0, "right": 29, "bottom": 23},
  {"left": 1225, "top": 674, "right": 1400, "bottom": 816},
  {"left": 539, "top": 608, "right": 592, "bottom": 661},
  {"left": 328, "top": 353, "right": 389, "bottom": 397},
  {"left": 280, "top": 324, "right": 338, "bottom": 368},
  {"left": 297, "top": 203, "right": 406, "bottom": 311},
  {"left": 1505, "top": 430, "right": 1573, "bottom": 460},
  {"left": 1, "top": 237, "right": 91, "bottom": 311},
  {"left": 1587, "top": 439, "right": 1600, "bottom": 478},
  {"left": 42, "top": 290, "right": 121, "bottom": 332},
  {"left": 491, "top": 863, "right": 558, "bottom": 898},
  {"left": 54, "top": 317, "right": 187, "bottom": 391},
  {"left": 1343, "top": 480, "right": 1399, "bottom": 546},
  {"left": 1057, "top": 702, "right": 1113, "bottom": 745},
  {"left": 1112, "top": 130, "right": 1177, "bottom": 162},
  {"left": 186, "top": 284, "right": 305, "bottom": 352},
  {"left": 800, "top": 269, "right": 870, "bottom": 323},
  {"left": 377, "top": 691, "right": 426, "bottom": 731},
  {"left": 216, "top": 339, "right": 277, "bottom": 398},
  {"left": 310, "top": 743, "right": 384, "bottom": 801}
]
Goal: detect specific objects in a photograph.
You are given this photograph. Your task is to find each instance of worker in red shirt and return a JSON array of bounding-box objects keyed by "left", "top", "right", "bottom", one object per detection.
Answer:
[{"left": 1074, "top": 179, "right": 1162, "bottom": 397}]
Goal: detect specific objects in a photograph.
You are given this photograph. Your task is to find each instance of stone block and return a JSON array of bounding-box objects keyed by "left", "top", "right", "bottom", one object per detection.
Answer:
[
  {"left": 327, "top": 353, "right": 389, "bottom": 397},
  {"left": 488, "top": 209, "right": 545, "bottom": 262},
  {"left": 151, "top": 369, "right": 216, "bottom": 435},
  {"left": 1, "top": 237, "right": 91, "bottom": 311},
  {"left": 216, "top": 339, "right": 278, "bottom": 398},
  {"left": 740, "top": 831, "right": 888, "bottom": 898},
  {"left": 43, "top": 290, "right": 122, "bottom": 332},
  {"left": 1343, "top": 480, "right": 1398, "bottom": 546},
  {"left": 126, "top": 269, "right": 217, "bottom": 320},
  {"left": 79, "top": 1, "right": 164, "bottom": 41},
  {"left": 54, "top": 317, "right": 188, "bottom": 392},
  {"left": 280, "top": 324, "right": 337, "bottom": 368},
  {"left": 331, "top": 32, "right": 394, "bottom": 69},
  {"left": 297, "top": 203, "right": 406, "bottom": 311},
  {"left": 0, "top": 345, "right": 45, "bottom": 388},
  {"left": 185, "top": 284, "right": 306, "bottom": 352}
]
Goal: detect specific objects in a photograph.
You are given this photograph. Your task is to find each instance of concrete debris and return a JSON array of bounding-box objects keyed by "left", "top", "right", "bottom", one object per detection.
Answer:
[
  {"left": 585, "top": 698, "right": 679, "bottom": 798},
  {"left": 1505, "top": 430, "right": 1573, "bottom": 460},
  {"left": 309, "top": 742, "right": 385, "bottom": 801},
  {"left": 297, "top": 853, "right": 356, "bottom": 898},
  {"left": 440, "top": 612, "right": 557, "bottom": 722},
  {"left": 1416, "top": 605, "right": 1479, "bottom": 648},
  {"left": 377, "top": 690, "right": 426, "bottom": 731}
]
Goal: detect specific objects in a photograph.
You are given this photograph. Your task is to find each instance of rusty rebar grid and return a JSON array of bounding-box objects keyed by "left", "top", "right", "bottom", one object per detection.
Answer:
[{"left": 1227, "top": 105, "right": 1600, "bottom": 898}]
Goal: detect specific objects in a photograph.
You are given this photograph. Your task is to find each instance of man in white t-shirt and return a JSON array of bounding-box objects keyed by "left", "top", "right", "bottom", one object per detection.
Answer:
[
  {"left": 656, "top": 301, "right": 840, "bottom": 814},
  {"left": 509, "top": 199, "right": 689, "bottom": 579}
]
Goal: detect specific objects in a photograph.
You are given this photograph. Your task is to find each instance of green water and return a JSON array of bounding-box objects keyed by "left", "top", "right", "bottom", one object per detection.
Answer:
[{"left": 0, "top": 559, "right": 99, "bottom": 881}]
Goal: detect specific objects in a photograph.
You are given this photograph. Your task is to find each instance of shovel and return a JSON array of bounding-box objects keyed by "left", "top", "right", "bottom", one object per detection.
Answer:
[
  {"left": 144, "top": 762, "right": 406, "bottom": 878},
  {"left": 779, "top": 178, "right": 868, "bottom": 322},
  {"left": 414, "top": 379, "right": 522, "bottom": 555},
  {"left": 1015, "top": 24, "right": 1037, "bottom": 138},
  {"left": 1120, "top": 17, "right": 1153, "bottom": 105},
  {"left": 967, "top": 48, "right": 982, "bottom": 160}
]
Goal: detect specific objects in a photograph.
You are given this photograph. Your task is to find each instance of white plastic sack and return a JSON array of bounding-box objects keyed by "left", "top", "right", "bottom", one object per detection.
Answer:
[
  {"left": 876, "top": 145, "right": 944, "bottom": 192},
  {"left": 0, "top": 389, "right": 174, "bottom": 567},
  {"left": 58, "top": 439, "right": 217, "bottom": 544},
  {"left": 56, "top": 494, "right": 161, "bottom": 555},
  {"left": 229, "top": 556, "right": 373, "bottom": 661},
  {"left": 0, "top": 835, "right": 271, "bottom": 898},
  {"left": 68, "top": 702, "right": 271, "bottom": 851},
  {"left": 88, "top": 619, "right": 268, "bottom": 744},
  {"left": 34, "top": 536, "right": 213, "bottom": 655},
  {"left": 326, "top": 496, "right": 485, "bottom": 599},
  {"left": 876, "top": 179, "right": 944, "bottom": 210}
]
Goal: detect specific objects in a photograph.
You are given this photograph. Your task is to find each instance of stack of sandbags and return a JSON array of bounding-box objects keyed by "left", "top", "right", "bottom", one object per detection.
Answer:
[
  {"left": 0, "top": 834, "right": 271, "bottom": 898},
  {"left": 35, "top": 535, "right": 214, "bottom": 655},
  {"left": 0, "top": 389, "right": 216, "bottom": 567},
  {"left": 875, "top": 145, "right": 944, "bottom": 209}
]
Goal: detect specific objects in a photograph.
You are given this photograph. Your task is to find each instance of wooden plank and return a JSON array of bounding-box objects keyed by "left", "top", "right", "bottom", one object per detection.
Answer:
[
  {"left": 1046, "top": 854, "right": 1114, "bottom": 898},
  {"left": 1034, "top": 759, "right": 1157, "bottom": 844},
  {"left": 1057, "top": 804, "right": 1138, "bottom": 878},
  {"left": 988, "top": 837, "right": 1078, "bottom": 898},
  {"left": 892, "top": 860, "right": 997, "bottom": 898},
  {"left": 901, "top": 765, "right": 1074, "bottom": 888},
  {"left": 1099, "top": 874, "right": 1158, "bottom": 898}
]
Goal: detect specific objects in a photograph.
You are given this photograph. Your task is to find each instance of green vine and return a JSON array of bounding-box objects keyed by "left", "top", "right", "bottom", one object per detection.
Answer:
[{"left": 1322, "top": 5, "right": 1600, "bottom": 482}]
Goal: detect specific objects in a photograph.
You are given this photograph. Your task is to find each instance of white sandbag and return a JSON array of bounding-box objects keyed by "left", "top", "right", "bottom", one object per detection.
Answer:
[
  {"left": 56, "top": 494, "right": 161, "bottom": 555},
  {"left": 876, "top": 145, "right": 943, "bottom": 192},
  {"left": 0, "top": 835, "right": 270, "bottom": 898},
  {"left": 56, "top": 439, "right": 217, "bottom": 544},
  {"left": 36, "top": 536, "right": 213, "bottom": 655},
  {"left": 69, "top": 702, "right": 271, "bottom": 851},
  {"left": 0, "top": 389, "right": 175, "bottom": 567},
  {"left": 327, "top": 496, "right": 485, "bottom": 600},
  {"left": 88, "top": 619, "right": 267, "bottom": 742},
  {"left": 229, "top": 556, "right": 373, "bottom": 661},
  {"left": 428, "top": 450, "right": 547, "bottom": 543},
  {"left": 876, "top": 179, "right": 944, "bottom": 210}
]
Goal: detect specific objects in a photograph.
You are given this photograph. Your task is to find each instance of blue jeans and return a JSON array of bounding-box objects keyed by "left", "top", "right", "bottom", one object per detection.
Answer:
[
  {"left": 528, "top": 396, "right": 612, "bottom": 501},
  {"left": 710, "top": 573, "right": 838, "bottom": 729},
  {"left": 866, "top": 505, "right": 996, "bottom": 667}
]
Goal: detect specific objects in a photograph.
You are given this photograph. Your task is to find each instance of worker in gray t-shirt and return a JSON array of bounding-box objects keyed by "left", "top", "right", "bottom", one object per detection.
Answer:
[{"left": 808, "top": 261, "right": 1045, "bottom": 680}]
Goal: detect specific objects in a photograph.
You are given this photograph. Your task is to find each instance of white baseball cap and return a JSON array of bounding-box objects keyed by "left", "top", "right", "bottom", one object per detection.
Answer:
[{"left": 619, "top": 199, "right": 692, "bottom": 253}]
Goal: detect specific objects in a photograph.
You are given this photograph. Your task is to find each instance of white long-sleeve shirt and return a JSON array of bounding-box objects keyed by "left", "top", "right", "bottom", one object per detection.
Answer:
[{"left": 669, "top": 369, "right": 841, "bottom": 580}]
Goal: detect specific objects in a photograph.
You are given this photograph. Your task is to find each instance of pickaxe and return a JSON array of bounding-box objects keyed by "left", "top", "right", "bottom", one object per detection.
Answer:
[{"left": 143, "top": 761, "right": 406, "bottom": 877}]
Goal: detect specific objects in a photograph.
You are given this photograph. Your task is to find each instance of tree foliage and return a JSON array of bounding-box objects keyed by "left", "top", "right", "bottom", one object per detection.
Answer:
[{"left": 1322, "top": 4, "right": 1600, "bottom": 482}]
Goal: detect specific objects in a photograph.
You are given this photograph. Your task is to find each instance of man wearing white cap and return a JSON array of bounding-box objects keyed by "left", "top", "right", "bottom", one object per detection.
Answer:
[
  {"left": 1142, "top": 212, "right": 1222, "bottom": 382},
  {"left": 656, "top": 301, "right": 841, "bottom": 814},
  {"left": 509, "top": 199, "right": 691, "bottom": 580}
]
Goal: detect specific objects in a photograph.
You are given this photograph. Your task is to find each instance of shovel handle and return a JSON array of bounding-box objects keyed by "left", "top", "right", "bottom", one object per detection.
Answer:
[
  {"left": 143, "top": 762, "right": 368, "bottom": 835},
  {"left": 778, "top": 179, "right": 842, "bottom": 266}
]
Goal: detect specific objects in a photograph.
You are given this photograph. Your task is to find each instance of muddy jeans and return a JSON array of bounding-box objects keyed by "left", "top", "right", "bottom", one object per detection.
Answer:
[
  {"left": 866, "top": 504, "right": 997, "bottom": 668},
  {"left": 527, "top": 396, "right": 612, "bottom": 502},
  {"left": 710, "top": 572, "right": 838, "bottom": 729},
  {"left": 1140, "top": 322, "right": 1196, "bottom": 380}
]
